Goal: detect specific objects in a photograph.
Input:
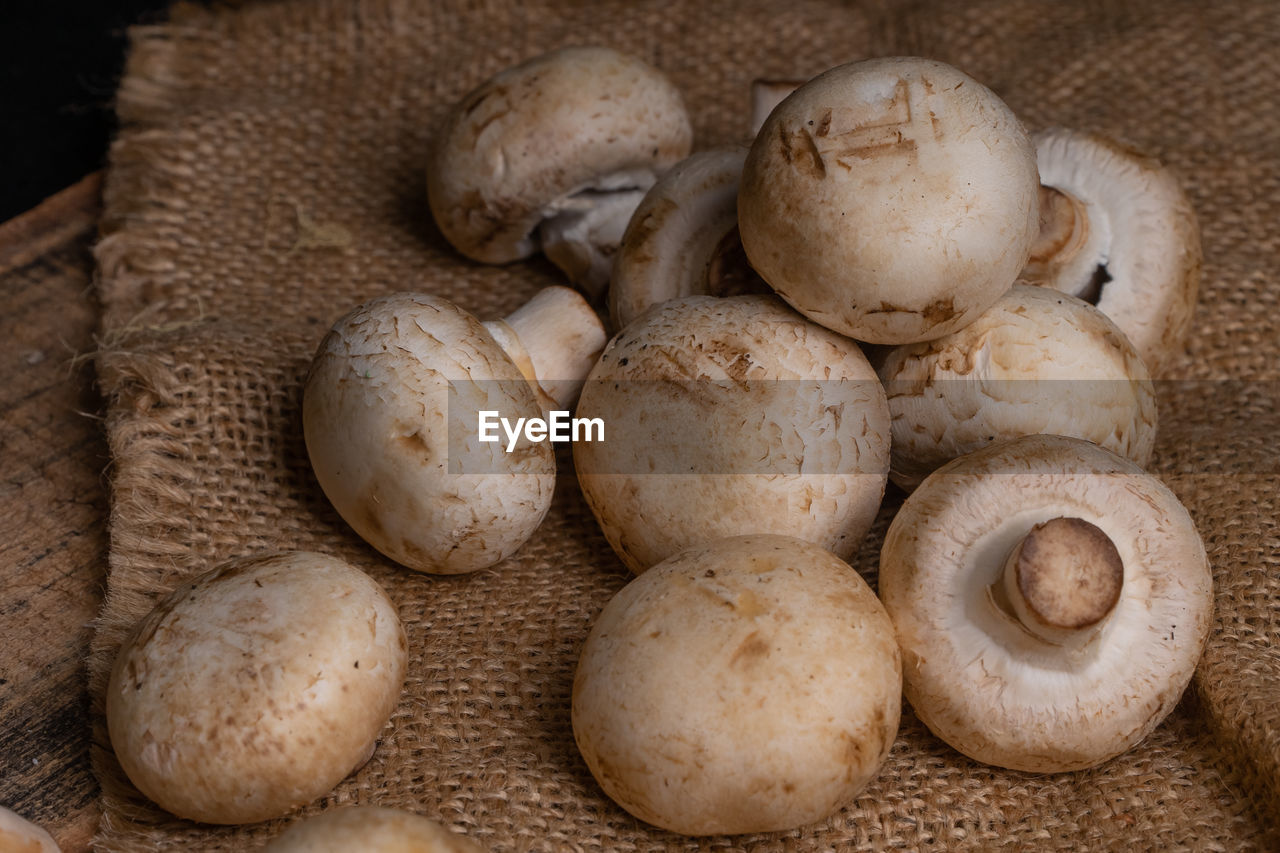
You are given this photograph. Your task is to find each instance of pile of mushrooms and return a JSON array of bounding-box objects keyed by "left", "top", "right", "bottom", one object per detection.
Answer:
[{"left": 100, "top": 45, "right": 1211, "bottom": 842}]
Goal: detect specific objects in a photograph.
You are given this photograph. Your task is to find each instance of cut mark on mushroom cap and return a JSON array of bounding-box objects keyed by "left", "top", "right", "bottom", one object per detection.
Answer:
[
  {"left": 739, "top": 57, "right": 1041, "bottom": 344},
  {"left": 1002, "top": 516, "right": 1123, "bottom": 641}
]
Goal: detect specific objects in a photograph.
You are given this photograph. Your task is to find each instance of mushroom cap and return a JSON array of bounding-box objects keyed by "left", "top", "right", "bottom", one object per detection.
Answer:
[
  {"left": 263, "top": 807, "right": 483, "bottom": 852},
  {"left": 739, "top": 57, "right": 1040, "bottom": 344},
  {"left": 573, "top": 534, "right": 901, "bottom": 835},
  {"left": 303, "top": 292, "right": 555, "bottom": 574},
  {"left": 609, "top": 146, "right": 766, "bottom": 331},
  {"left": 0, "top": 806, "right": 60, "bottom": 852},
  {"left": 878, "top": 284, "right": 1158, "bottom": 490},
  {"left": 1021, "top": 127, "right": 1202, "bottom": 376},
  {"left": 106, "top": 552, "right": 408, "bottom": 824},
  {"left": 574, "top": 294, "right": 890, "bottom": 573},
  {"left": 427, "top": 46, "right": 692, "bottom": 265},
  {"left": 879, "top": 435, "right": 1212, "bottom": 772}
]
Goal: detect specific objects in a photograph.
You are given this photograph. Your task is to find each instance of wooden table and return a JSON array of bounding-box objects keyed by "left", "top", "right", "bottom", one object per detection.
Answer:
[{"left": 0, "top": 174, "right": 108, "bottom": 852}]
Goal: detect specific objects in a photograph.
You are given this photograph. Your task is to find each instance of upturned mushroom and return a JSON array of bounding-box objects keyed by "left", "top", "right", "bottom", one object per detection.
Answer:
[
  {"left": 877, "top": 284, "right": 1157, "bottom": 490},
  {"left": 879, "top": 435, "right": 1213, "bottom": 772},
  {"left": 427, "top": 46, "right": 693, "bottom": 298},
  {"left": 573, "top": 534, "right": 901, "bottom": 835},
  {"left": 575, "top": 294, "right": 890, "bottom": 573},
  {"left": 303, "top": 286, "right": 605, "bottom": 574},
  {"left": 609, "top": 147, "right": 767, "bottom": 330},
  {"left": 0, "top": 806, "right": 60, "bottom": 852},
  {"left": 106, "top": 552, "right": 408, "bottom": 824},
  {"left": 263, "top": 807, "right": 483, "bottom": 852},
  {"left": 1020, "top": 127, "right": 1202, "bottom": 376},
  {"left": 739, "top": 57, "right": 1040, "bottom": 344}
]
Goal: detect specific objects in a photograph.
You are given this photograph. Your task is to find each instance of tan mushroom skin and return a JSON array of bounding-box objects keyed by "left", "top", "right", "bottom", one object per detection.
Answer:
[
  {"left": 263, "top": 806, "right": 484, "bottom": 852},
  {"left": 427, "top": 46, "right": 692, "bottom": 295},
  {"left": 878, "top": 284, "right": 1158, "bottom": 490},
  {"left": 739, "top": 57, "right": 1040, "bottom": 344},
  {"left": 575, "top": 294, "right": 890, "bottom": 573},
  {"left": 573, "top": 534, "right": 901, "bottom": 835},
  {"left": 106, "top": 552, "right": 408, "bottom": 824},
  {"left": 879, "top": 435, "right": 1213, "bottom": 772},
  {"left": 304, "top": 292, "right": 557, "bottom": 574}
]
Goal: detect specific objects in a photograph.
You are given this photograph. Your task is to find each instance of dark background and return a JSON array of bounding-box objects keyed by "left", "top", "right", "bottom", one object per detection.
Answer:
[{"left": 1, "top": 0, "right": 172, "bottom": 221}]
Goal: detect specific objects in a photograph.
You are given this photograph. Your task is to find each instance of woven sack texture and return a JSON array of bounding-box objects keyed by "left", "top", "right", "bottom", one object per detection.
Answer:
[{"left": 89, "top": 0, "right": 1280, "bottom": 849}]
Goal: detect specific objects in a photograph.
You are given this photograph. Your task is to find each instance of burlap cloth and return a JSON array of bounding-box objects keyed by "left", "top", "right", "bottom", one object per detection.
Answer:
[{"left": 87, "top": 0, "right": 1280, "bottom": 848}]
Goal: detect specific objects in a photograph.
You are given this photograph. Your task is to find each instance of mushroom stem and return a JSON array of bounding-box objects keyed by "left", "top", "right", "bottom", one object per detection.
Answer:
[
  {"left": 483, "top": 286, "right": 607, "bottom": 412},
  {"left": 1022, "top": 185, "right": 1110, "bottom": 302},
  {"left": 749, "top": 78, "right": 806, "bottom": 137},
  {"left": 1000, "top": 516, "right": 1123, "bottom": 645},
  {"left": 538, "top": 184, "right": 653, "bottom": 299}
]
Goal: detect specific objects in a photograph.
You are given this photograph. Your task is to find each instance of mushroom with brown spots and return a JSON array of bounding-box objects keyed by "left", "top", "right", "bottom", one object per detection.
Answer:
[
  {"left": 738, "top": 56, "right": 1041, "bottom": 344},
  {"left": 574, "top": 294, "right": 890, "bottom": 573},
  {"left": 609, "top": 147, "right": 768, "bottom": 330},
  {"left": 1020, "top": 127, "right": 1202, "bottom": 376},
  {"left": 263, "top": 806, "right": 484, "bottom": 852},
  {"left": 427, "top": 46, "right": 693, "bottom": 299},
  {"left": 573, "top": 534, "right": 902, "bottom": 835},
  {"left": 879, "top": 435, "right": 1213, "bottom": 772},
  {"left": 303, "top": 286, "right": 605, "bottom": 574},
  {"left": 0, "top": 806, "right": 60, "bottom": 852},
  {"left": 877, "top": 284, "right": 1157, "bottom": 491},
  {"left": 106, "top": 552, "right": 408, "bottom": 824}
]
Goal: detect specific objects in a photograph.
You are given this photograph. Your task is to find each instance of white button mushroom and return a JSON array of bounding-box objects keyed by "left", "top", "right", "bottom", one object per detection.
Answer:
[
  {"left": 739, "top": 57, "right": 1041, "bottom": 344},
  {"left": 574, "top": 294, "right": 890, "bottom": 573},
  {"left": 1020, "top": 127, "right": 1203, "bottom": 376},
  {"left": 609, "top": 147, "right": 767, "bottom": 330},
  {"left": 106, "top": 552, "right": 408, "bottom": 824},
  {"left": 573, "top": 534, "right": 901, "bottom": 835},
  {"left": 877, "top": 284, "right": 1157, "bottom": 491},
  {"left": 263, "top": 807, "right": 483, "bottom": 852},
  {"left": 427, "top": 46, "right": 693, "bottom": 298},
  {"left": 0, "top": 805, "right": 60, "bottom": 852},
  {"left": 303, "top": 286, "right": 605, "bottom": 574},
  {"left": 879, "top": 435, "right": 1213, "bottom": 772}
]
